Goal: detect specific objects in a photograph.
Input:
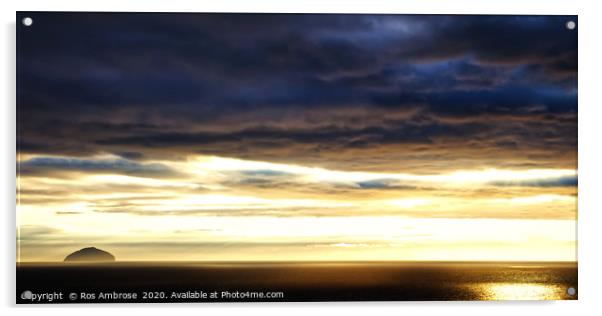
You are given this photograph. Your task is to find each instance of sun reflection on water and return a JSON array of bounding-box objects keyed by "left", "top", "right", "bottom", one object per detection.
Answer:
[{"left": 477, "top": 283, "right": 569, "bottom": 300}]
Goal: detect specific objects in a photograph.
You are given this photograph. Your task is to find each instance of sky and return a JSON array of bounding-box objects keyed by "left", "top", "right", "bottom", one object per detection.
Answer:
[{"left": 16, "top": 13, "right": 577, "bottom": 262}]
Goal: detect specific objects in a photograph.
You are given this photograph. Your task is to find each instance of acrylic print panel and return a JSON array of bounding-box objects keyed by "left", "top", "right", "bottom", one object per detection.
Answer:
[{"left": 16, "top": 12, "right": 577, "bottom": 303}]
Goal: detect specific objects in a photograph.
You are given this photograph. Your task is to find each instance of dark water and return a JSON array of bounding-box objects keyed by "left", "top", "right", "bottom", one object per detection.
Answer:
[{"left": 16, "top": 261, "right": 577, "bottom": 303}]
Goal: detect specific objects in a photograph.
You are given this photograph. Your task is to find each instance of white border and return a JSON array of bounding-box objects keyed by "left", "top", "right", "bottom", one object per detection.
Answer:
[
  {"left": 1, "top": 0, "right": 583, "bottom": 15},
  {"left": 2, "top": 1, "right": 601, "bottom": 315}
]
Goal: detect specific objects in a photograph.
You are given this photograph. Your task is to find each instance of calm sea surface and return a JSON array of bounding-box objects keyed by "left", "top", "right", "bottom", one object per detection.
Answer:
[{"left": 17, "top": 261, "right": 577, "bottom": 303}]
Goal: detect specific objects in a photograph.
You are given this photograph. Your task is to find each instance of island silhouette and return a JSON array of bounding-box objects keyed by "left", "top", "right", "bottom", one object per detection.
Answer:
[{"left": 63, "top": 247, "right": 115, "bottom": 262}]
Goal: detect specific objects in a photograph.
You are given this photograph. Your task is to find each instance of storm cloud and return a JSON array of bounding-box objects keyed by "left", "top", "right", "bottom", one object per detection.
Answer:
[{"left": 17, "top": 13, "right": 577, "bottom": 173}]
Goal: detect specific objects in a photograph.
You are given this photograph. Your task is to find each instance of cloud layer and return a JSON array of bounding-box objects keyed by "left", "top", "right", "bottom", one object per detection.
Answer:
[{"left": 17, "top": 13, "right": 577, "bottom": 173}]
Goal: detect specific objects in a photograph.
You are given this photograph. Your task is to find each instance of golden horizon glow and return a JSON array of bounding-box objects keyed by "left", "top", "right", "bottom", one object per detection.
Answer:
[{"left": 17, "top": 154, "right": 577, "bottom": 262}]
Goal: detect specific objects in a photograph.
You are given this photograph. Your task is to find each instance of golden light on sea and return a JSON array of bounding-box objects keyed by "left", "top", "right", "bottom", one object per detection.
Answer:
[{"left": 476, "top": 283, "right": 573, "bottom": 300}]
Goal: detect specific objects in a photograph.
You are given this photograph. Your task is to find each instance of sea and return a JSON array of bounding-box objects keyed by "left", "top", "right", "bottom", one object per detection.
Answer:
[{"left": 16, "top": 261, "right": 577, "bottom": 303}]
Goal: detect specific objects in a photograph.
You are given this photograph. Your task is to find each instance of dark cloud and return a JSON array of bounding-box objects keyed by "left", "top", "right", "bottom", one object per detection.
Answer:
[
  {"left": 356, "top": 179, "right": 416, "bottom": 190},
  {"left": 96, "top": 122, "right": 489, "bottom": 149},
  {"left": 19, "top": 156, "right": 178, "bottom": 178},
  {"left": 240, "top": 169, "right": 293, "bottom": 177},
  {"left": 490, "top": 175, "right": 577, "bottom": 187},
  {"left": 114, "top": 151, "right": 145, "bottom": 160},
  {"left": 55, "top": 211, "right": 83, "bottom": 215},
  {"left": 17, "top": 13, "right": 577, "bottom": 173}
]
